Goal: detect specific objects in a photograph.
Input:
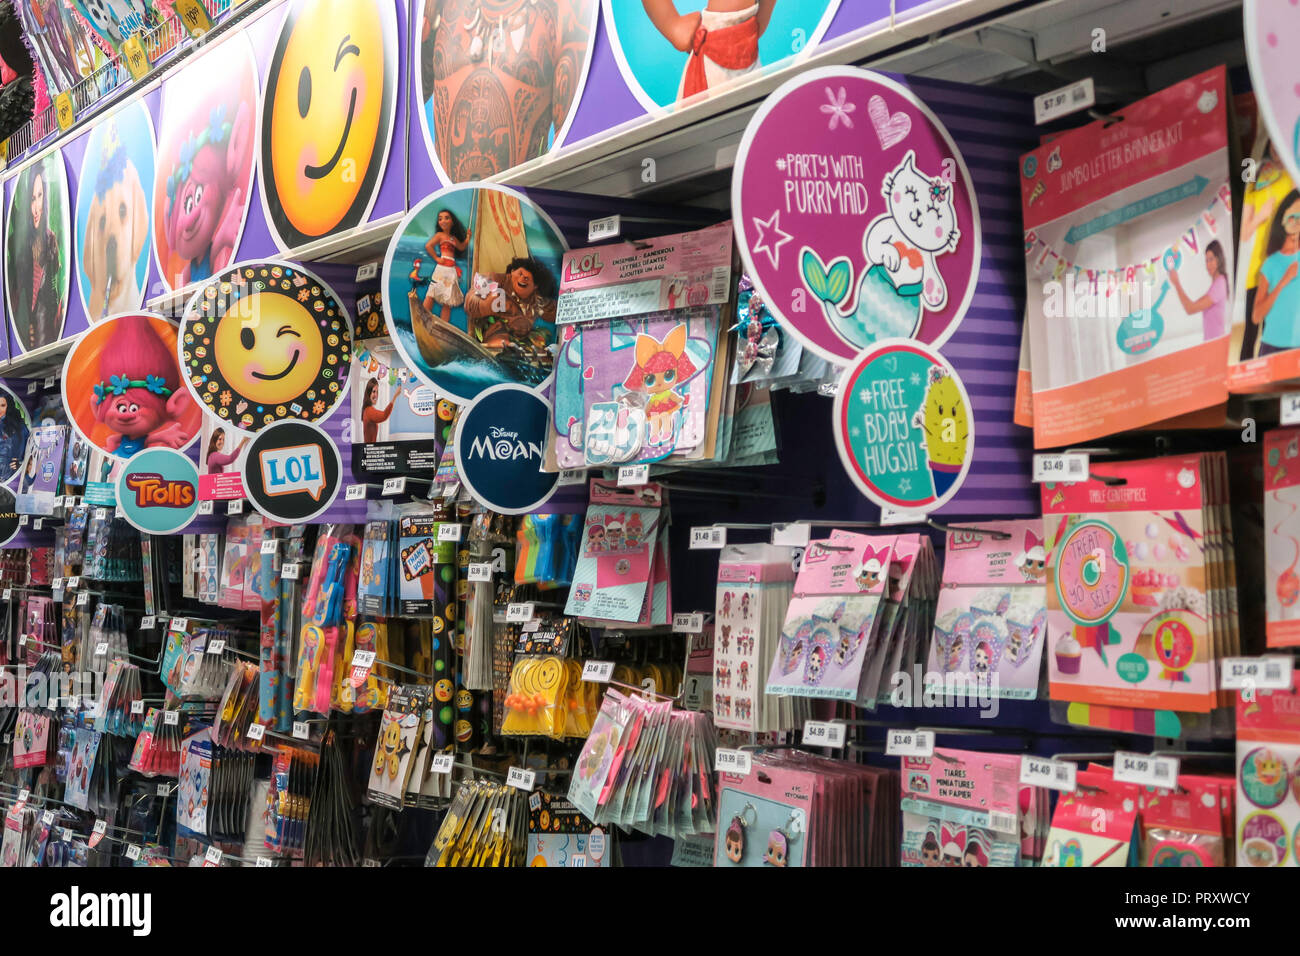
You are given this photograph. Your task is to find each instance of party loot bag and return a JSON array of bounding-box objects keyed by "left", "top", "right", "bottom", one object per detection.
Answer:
[
  {"left": 1264, "top": 427, "right": 1300, "bottom": 647},
  {"left": 928, "top": 520, "right": 1049, "bottom": 700},
  {"left": 1020, "top": 66, "right": 1233, "bottom": 447},
  {"left": 862, "top": 533, "right": 939, "bottom": 708},
  {"left": 1042, "top": 767, "right": 1140, "bottom": 867},
  {"left": 565, "top": 481, "right": 666, "bottom": 624},
  {"left": 552, "top": 224, "right": 733, "bottom": 468},
  {"left": 1235, "top": 673, "right": 1300, "bottom": 867},
  {"left": 764, "top": 531, "right": 894, "bottom": 701},
  {"left": 1042, "top": 456, "right": 1227, "bottom": 726},
  {"left": 900, "top": 748, "right": 1022, "bottom": 867}
]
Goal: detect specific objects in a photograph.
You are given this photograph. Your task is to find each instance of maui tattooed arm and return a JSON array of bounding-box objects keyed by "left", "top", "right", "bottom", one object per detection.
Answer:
[{"left": 552, "top": 0, "right": 595, "bottom": 136}]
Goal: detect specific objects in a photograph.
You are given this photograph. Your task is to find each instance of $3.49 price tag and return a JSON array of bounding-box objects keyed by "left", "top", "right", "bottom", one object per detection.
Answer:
[
  {"left": 1031, "top": 453, "right": 1089, "bottom": 483},
  {"left": 886, "top": 729, "right": 934, "bottom": 757}
]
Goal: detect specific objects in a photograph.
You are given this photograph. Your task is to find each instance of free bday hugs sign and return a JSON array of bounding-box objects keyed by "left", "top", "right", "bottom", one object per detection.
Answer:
[{"left": 732, "top": 67, "right": 981, "bottom": 364}]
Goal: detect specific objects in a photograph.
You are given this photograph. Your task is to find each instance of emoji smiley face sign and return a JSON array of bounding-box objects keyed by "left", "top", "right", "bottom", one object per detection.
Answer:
[
  {"left": 178, "top": 261, "right": 353, "bottom": 433},
  {"left": 259, "top": 0, "right": 398, "bottom": 250}
]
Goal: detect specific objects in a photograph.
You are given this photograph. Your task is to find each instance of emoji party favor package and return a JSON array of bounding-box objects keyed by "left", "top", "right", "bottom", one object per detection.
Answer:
[
  {"left": 927, "top": 520, "right": 1050, "bottom": 700},
  {"left": 1235, "top": 672, "right": 1300, "bottom": 867},
  {"left": 899, "top": 748, "right": 1023, "bottom": 867},
  {"left": 1042, "top": 455, "right": 1234, "bottom": 721}
]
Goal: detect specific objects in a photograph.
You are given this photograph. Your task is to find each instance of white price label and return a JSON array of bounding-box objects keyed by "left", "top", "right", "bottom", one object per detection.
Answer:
[
  {"left": 33, "top": 518, "right": 43, "bottom": 530},
  {"left": 1282, "top": 394, "right": 1300, "bottom": 427},
  {"left": 126, "top": 844, "right": 142, "bottom": 861},
  {"left": 345, "top": 484, "right": 367, "bottom": 501},
  {"left": 283, "top": 563, "right": 300, "bottom": 580},
  {"left": 197, "top": 500, "right": 214, "bottom": 515},
  {"left": 16, "top": 788, "right": 30, "bottom": 804},
  {"left": 771, "top": 523, "right": 811, "bottom": 547},
  {"left": 1032, "top": 453, "right": 1089, "bottom": 483},
  {"left": 140, "top": 616, "right": 156, "bottom": 631},
  {"left": 260, "top": 539, "right": 278, "bottom": 555},
  {"left": 382, "top": 476, "right": 406, "bottom": 496},
  {"left": 557, "top": 469, "right": 586, "bottom": 487},
  {"left": 17, "top": 516, "right": 27, "bottom": 527},
  {"left": 431, "top": 752, "right": 454, "bottom": 774},
  {"left": 714, "top": 748, "right": 751, "bottom": 775},
  {"left": 356, "top": 262, "right": 379, "bottom": 282},
  {"left": 92, "top": 820, "right": 107, "bottom": 836},
  {"left": 1221, "top": 656, "right": 1293, "bottom": 691},
  {"left": 292, "top": 721, "right": 309, "bottom": 740},
  {"left": 204, "top": 846, "right": 223, "bottom": 866},
  {"left": 1034, "top": 77, "right": 1096, "bottom": 124},
  {"left": 67, "top": 577, "right": 79, "bottom": 589},
  {"left": 467, "top": 563, "right": 492, "bottom": 582},
  {"left": 506, "top": 767, "right": 536, "bottom": 791},
  {"left": 441, "top": 482, "right": 460, "bottom": 499},
  {"left": 582, "top": 660, "right": 615, "bottom": 683},
  {"left": 506, "top": 602, "right": 534, "bottom": 623},
  {"left": 880, "top": 507, "right": 923, "bottom": 526},
  {"left": 170, "top": 618, "right": 188, "bottom": 632},
  {"left": 94, "top": 641, "right": 109, "bottom": 656},
  {"left": 255, "top": 856, "right": 273, "bottom": 867},
  {"left": 801, "top": 720, "right": 846, "bottom": 748},
  {"left": 671, "top": 612, "right": 704, "bottom": 634},
  {"left": 437, "top": 523, "right": 463, "bottom": 542},
  {"left": 246, "top": 723, "right": 266, "bottom": 741},
  {"left": 76, "top": 591, "right": 89, "bottom": 606},
  {"left": 51, "top": 578, "right": 63, "bottom": 591},
  {"left": 43, "top": 376, "right": 55, "bottom": 389},
  {"left": 2, "top": 590, "right": 10, "bottom": 601},
  {"left": 617, "top": 464, "right": 649, "bottom": 487},
  {"left": 986, "top": 810, "right": 1019, "bottom": 835},
  {"left": 130, "top": 700, "right": 144, "bottom": 715},
  {"left": 1019, "top": 756, "right": 1078, "bottom": 792},
  {"left": 689, "top": 526, "right": 726, "bottom": 549},
  {"left": 587, "top": 214, "right": 621, "bottom": 242},
  {"left": 886, "top": 730, "right": 935, "bottom": 757},
  {"left": 206, "top": 639, "right": 226, "bottom": 655},
  {"left": 41, "top": 809, "right": 55, "bottom": 825},
  {"left": 26, "top": 382, "right": 36, "bottom": 395},
  {"left": 522, "top": 620, "right": 542, "bottom": 633},
  {"left": 227, "top": 499, "right": 244, "bottom": 515},
  {"left": 18, "top": 636, "right": 25, "bottom": 647},
  {"left": 163, "top": 710, "right": 179, "bottom": 726},
  {"left": 1113, "top": 752, "right": 1180, "bottom": 789}
]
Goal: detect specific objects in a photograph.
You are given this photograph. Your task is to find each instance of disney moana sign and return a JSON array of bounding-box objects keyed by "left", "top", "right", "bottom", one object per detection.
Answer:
[
  {"left": 833, "top": 340, "right": 973, "bottom": 514},
  {"left": 733, "top": 67, "right": 980, "bottom": 364},
  {"left": 454, "top": 383, "right": 557, "bottom": 515}
]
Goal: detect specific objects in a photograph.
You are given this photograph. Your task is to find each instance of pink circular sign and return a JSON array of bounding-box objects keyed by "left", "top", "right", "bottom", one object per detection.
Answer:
[
  {"left": 1245, "top": 0, "right": 1300, "bottom": 188},
  {"left": 732, "top": 67, "right": 980, "bottom": 364}
]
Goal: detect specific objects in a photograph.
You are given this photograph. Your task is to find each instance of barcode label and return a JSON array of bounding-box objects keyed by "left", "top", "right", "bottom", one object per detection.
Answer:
[
  {"left": 292, "top": 721, "right": 309, "bottom": 740},
  {"left": 163, "top": 710, "right": 179, "bottom": 726},
  {"left": 437, "top": 523, "right": 463, "bottom": 542},
  {"left": 886, "top": 730, "right": 934, "bottom": 757},
  {"left": 198, "top": 500, "right": 213, "bottom": 515},
  {"left": 987, "top": 810, "right": 1018, "bottom": 834},
  {"left": 714, "top": 748, "right": 751, "bottom": 775},
  {"left": 468, "top": 563, "right": 492, "bottom": 582},
  {"left": 1034, "top": 77, "right": 1095, "bottom": 124},
  {"left": 556, "top": 469, "right": 586, "bottom": 487},
  {"left": 1221, "top": 656, "right": 1293, "bottom": 691},
  {"left": 588, "top": 215, "right": 621, "bottom": 242},
  {"left": 67, "top": 577, "right": 79, "bottom": 589},
  {"left": 126, "top": 844, "right": 142, "bottom": 861},
  {"left": 880, "top": 506, "right": 922, "bottom": 526},
  {"left": 206, "top": 639, "right": 226, "bottom": 655},
  {"left": 141, "top": 615, "right": 156, "bottom": 630},
  {"left": 1282, "top": 394, "right": 1300, "bottom": 426},
  {"left": 170, "top": 618, "right": 188, "bottom": 631},
  {"left": 506, "top": 603, "right": 534, "bottom": 623},
  {"left": 1114, "top": 752, "right": 1180, "bottom": 789},
  {"left": 689, "top": 526, "right": 726, "bottom": 549},
  {"left": 382, "top": 477, "right": 406, "bottom": 496},
  {"left": 94, "top": 641, "right": 109, "bottom": 656},
  {"left": 441, "top": 482, "right": 460, "bottom": 499},
  {"left": 709, "top": 265, "right": 731, "bottom": 303},
  {"left": 131, "top": 700, "right": 144, "bottom": 714},
  {"left": 204, "top": 846, "right": 223, "bottom": 866},
  {"left": 283, "top": 563, "right": 300, "bottom": 580},
  {"left": 582, "top": 660, "right": 615, "bottom": 683},
  {"left": 345, "top": 484, "right": 366, "bottom": 501},
  {"left": 246, "top": 723, "right": 265, "bottom": 741},
  {"left": 1032, "top": 453, "right": 1089, "bottom": 483},
  {"left": 431, "top": 752, "right": 454, "bottom": 774},
  {"left": 255, "top": 856, "right": 273, "bottom": 867},
  {"left": 801, "top": 720, "right": 846, "bottom": 748},
  {"left": 617, "top": 464, "right": 649, "bottom": 486},
  {"left": 1019, "top": 755, "right": 1077, "bottom": 792},
  {"left": 671, "top": 612, "right": 704, "bottom": 634},
  {"left": 76, "top": 591, "right": 89, "bottom": 606},
  {"left": 506, "top": 767, "right": 536, "bottom": 792},
  {"left": 227, "top": 499, "right": 244, "bottom": 515},
  {"left": 260, "top": 539, "right": 278, "bottom": 555}
]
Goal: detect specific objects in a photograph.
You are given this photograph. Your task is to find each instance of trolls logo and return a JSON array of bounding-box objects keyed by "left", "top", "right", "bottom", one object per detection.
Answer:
[
  {"left": 125, "top": 473, "right": 196, "bottom": 509},
  {"left": 258, "top": 445, "right": 327, "bottom": 499},
  {"left": 469, "top": 426, "right": 541, "bottom": 462},
  {"left": 563, "top": 252, "right": 603, "bottom": 283}
]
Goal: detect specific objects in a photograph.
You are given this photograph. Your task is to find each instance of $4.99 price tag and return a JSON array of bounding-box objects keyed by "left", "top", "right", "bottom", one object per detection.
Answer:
[
  {"left": 1113, "top": 752, "right": 1180, "bottom": 789},
  {"left": 801, "top": 720, "right": 846, "bottom": 748}
]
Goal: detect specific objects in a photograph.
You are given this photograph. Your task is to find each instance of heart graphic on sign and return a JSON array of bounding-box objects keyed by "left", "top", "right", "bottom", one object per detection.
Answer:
[
  {"left": 867, "top": 95, "right": 911, "bottom": 149},
  {"left": 583, "top": 367, "right": 595, "bottom": 380}
]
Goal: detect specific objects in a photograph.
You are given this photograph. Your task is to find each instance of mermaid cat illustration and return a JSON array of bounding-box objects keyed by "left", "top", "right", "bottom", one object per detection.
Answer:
[{"left": 801, "top": 150, "right": 960, "bottom": 348}]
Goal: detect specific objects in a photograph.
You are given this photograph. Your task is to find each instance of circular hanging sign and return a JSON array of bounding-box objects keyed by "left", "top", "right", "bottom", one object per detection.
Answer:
[
  {"left": 732, "top": 67, "right": 980, "bottom": 364},
  {"left": 178, "top": 261, "right": 353, "bottom": 434},
  {"left": 833, "top": 339, "right": 973, "bottom": 514},
  {"left": 63, "top": 312, "right": 204, "bottom": 460},
  {"left": 259, "top": 0, "right": 399, "bottom": 250},
  {"left": 1053, "top": 519, "right": 1131, "bottom": 628},
  {"left": 1245, "top": 0, "right": 1300, "bottom": 189},
  {"left": 0, "top": 485, "right": 19, "bottom": 547},
  {"left": 381, "top": 183, "right": 568, "bottom": 405},
  {"left": 74, "top": 97, "right": 156, "bottom": 321},
  {"left": 240, "top": 419, "right": 341, "bottom": 523},
  {"left": 453, "top": 383, "right": 558, "bottom": 515},
  {"left": 114, "top": 447, "right": 200, "bottom": 535},
  {"left": 4, "top": 148, "right": 71, "bottom": 354},
  {"left": 0, "top": 385, "right": 31, "bottom": 487}
]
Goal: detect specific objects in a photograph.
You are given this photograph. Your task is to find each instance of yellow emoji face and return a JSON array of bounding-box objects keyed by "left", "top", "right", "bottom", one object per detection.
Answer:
[
  {"left": 213, "top": 292, "right": 323, "bottom": 406},
  {"left": 262, "top": 0, "right": 396, "bottom": 246}
]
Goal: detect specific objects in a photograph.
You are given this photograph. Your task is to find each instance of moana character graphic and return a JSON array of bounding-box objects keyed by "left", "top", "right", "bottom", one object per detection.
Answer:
[{"left": 420, "top": 0, "right": 596, "bottom": 181}]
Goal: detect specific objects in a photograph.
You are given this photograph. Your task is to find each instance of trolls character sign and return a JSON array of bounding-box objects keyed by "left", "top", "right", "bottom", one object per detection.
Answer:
[
  {"left": 833, "top": 339, "right": 973, "bottom": 514},
  {"left": 61, "top": 312, "right": 204, "bottom": 460},
  {"left": 732, "top": 66, "right": 980, "bottom": 364}
]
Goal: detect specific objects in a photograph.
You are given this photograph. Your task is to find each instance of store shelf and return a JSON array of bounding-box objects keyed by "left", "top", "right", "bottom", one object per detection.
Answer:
[{"left": 0, "top": 338, "right": 72, "bottom": 382}]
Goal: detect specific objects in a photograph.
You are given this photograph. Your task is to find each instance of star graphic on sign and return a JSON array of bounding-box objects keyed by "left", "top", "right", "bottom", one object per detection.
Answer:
[
  {"left": 898, "top": 478, "right": 912, "bottom": 494},
  {"left": 850, "top": 426, "right": 861, "bottom": 438},
  {"left": 910, "top": 372, "right": 922, "bottom": 386},
  {"left": 858, "top": 389, "right": 873, "bottom": 404},
  {"left": 750, "top": 210, "right": 793, "bottom": 269}
]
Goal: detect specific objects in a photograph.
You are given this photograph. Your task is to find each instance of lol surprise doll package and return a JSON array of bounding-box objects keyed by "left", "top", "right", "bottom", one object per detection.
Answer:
[
  {"left": 565, "top": 480, "right": 666, "bottom": 624},
  {"left": 1264, "top": 427, "right": 1300, "bottom": 647},
  {"left": 900, "top": 748, "right": 1022, "bottom": 867},
  {"left": 1235, "top": 672, "right": 1300, "bottom": 867},
  {"left": 714, "top": 759, "right": 814, "bottom": 868},
  {"left": 1042, "top": 456, "right": 1224, "bottom": 721},
  {"left": 765, "top": 531, "right": 895, "bottom": 701},
  {"left": 928, "top": 520, "right": 1049, "bottom": 700}
]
